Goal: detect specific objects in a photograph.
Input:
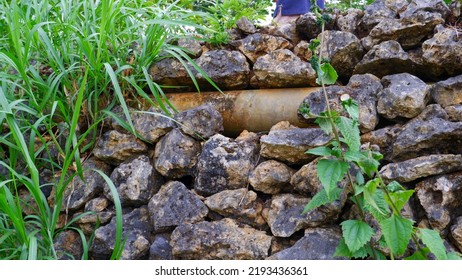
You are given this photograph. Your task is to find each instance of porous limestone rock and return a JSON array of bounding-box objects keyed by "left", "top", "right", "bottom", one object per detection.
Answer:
[
  {"left": 360, "top": 0, "right": 404, "bottom": 32},
  {"left": 336, "top": 8, "right": 365, "bottom": 37},
  {"left": 450, "top": 217, "right": 462, "bottom": 252},
  {"left": 296, "top": 12, "right": 335, "bottom": 40},
  {"left": 236, "top": 17, "right": 257, "bottom": 34},
  {"left": 54, "top": 230, "right": 83, "bottom": 260},
  {"left": 430, "top": 75, "right": 462, "bottom": 108},
  {"left": 400, "top": 0, "right": 450, "bottom": 19},
  {"left": 293, "top": 40, "right": 312, "bottom": 61},
  {"left": 445, "top": 105, "right": 462, "bottom": 121},
  {"left": 204, "top": 188, "right": 266, "bottom": 228},
  {"left": 248, "top": 160, "right": 295, "bottom": 194},
  {"left": 170, "top": 218, "right": 273, "bottom": 260},
  {"left": 148, "top": 181, "right": 208, "bottom": 233},
  {"left": 149, "top": 58, "right": 196, "bottom": 91},
  {"left": 230, "top": 33, "right": 291, "bottom": 63},
  {"left": 132, "top": 106, "right": 176, "bottom": 143},
  {"left": 105, "top": 155, "right": 163, "bottom": 206},
  {"left": 290, "top": 159, "right": 322, "bottom": 196},
  {"left": 154, "top": 129, "right": 201, "bottom": 178},
  {"left": 76, "top": 197, "right": 114, "bottom": 235},
  {"left": 177, "top": 38, "right": 202, "bottom": 58},
  {"left": 93, "top": 130, "right": 148, "bottom": 165},
  {"left": 175, "top": 104, "right": 224, "bottom": 140},
  {"left": 195, "top": 134, "right": 259, "bottom": 196}
]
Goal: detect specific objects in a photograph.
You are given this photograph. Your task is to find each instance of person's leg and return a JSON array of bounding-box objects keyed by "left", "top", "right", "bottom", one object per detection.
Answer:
[{"left": 273, "top": 0, "right": 308, "bottom": 24}]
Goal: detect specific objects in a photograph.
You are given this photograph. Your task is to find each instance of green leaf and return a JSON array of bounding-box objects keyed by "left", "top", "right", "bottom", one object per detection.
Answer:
[
  {"left": 447, "top": 252, "right": 462, "bottom": 260},
  {"left": 405, "top": 248, "right": 431, "bottom": 260},
  {"left": 335, "top": 116, "right": 361, "bottom": 152},
  {"left": 306, "top": 146, "right": 332, "bottom": 156},
  {"left": 342, "top": 98, "right": 359, "bottom": 121},
  {"left": 302, "top": 187, "right": 341, "bottom": 213},
  {"left": 334, "top": 237, "right": 353, "bottom": 258},
  {"left": 364, "top": 189, "right": 390, "bottom": 222},
  {"left": 380, "top": 214, "right": 414, "bottom": 257},
  {"left": 386, "top": 190, "right": 414, "bottom": 213},
  {"left": 418, "top": 228, "right": 447, "bottom": 260},
  {"left": 355, "top": 171, "right": 365, "bottom": 186},
  {"left": 386, "top": 181, "right": 404, "bottom": 192},
  {"left": 316, "top": 62, "right": 338, "bottom": 85},
  {"left": 317, "top": 159, "right": 349, "bottom": 199},
  {"left": 315, "top": 111, "right": 338, "bottom": 135},
  {"left": 357, "top": 157, "right": 380, "bottom": 178},
  {"left": 341, "top": 220, "right": 374, "bottom": 252},
  {"left": 363, "top": 178, "right": 388, "bottom": 217}
]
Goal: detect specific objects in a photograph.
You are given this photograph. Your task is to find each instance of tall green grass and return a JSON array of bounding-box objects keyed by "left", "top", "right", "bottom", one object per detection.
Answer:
[{"left": 0, "top": 0, "right": 212, "bottom": 259}]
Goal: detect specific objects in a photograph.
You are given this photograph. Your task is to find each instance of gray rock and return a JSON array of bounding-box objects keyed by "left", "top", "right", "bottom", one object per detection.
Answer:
[
  {"left": 170, "top": 218, "right": 272, "bottom": 260},
  {"left": 290, "top": 159, "right": 322, "bottom": 196},
  {"left": 249, "top": 160, "right": 295, "bottom": 194},
  {"left": 347, "top": 74, "right": 383, "bottom": 132},
  {"left": 251, "top": 49, "right": 317, "bottom": 88},
  {"left": 377, "top": 73, "right": 430, "bottom": 121},
  {"left": 267, "top": 192, "right": 347, "bottom": 237},
  {"left": 260, "top": 121, "right": 330, "bottom": 165},
  {"left": 317, "top": 30, "right": 364, "bottom": 81},
  {"left": 236, "top": 17, "right": 257, "bottom": 34},
  {"left": 407, "top": 47, "right": 446, "bottom": 80},
  {"left": 267, "top": 21, "right": 300, "bottom": 43},
  {"left": 92, "top": 206, "right": 152, "bottom": 259},
  {"left": 360, "top": 0, "right": 403, "bottom": 32},
  {"left": 422, "top": 25, "right": 462, "bottom": 76},
  {"left": 149, "top": 234, "right": 173, "bottom": 260},
  {"left": 195, "top": 134, "right": 259, "bottom": 196},
  {"left": 62, "top": 158, "right": 112, "bottom": 211},
  {"left": 195, "top": 49, "right": 250, "bottom": 90},
  {"left": 149, "top": 58, "right": 196, "bottom": 91},
  {"left": 353, "top": 41, "right": 412, "bottom": 78},
  {"left": 361, "top": 124, "right": 403, "bottom": 161},
  {"left": 230, "top": 33, "right": 291, "bottom": 64},
  {"left": 175, "top": 104, "right": 224, "bottom": 139},
  {"left": 445, "top": 105, "right": 462, "bottom": 121},
  {"left": 430, "top": 75, "right": 462, "bottom": 108},
  {"left": 400, "top": 0, "right": 450, "bottom": 19},
  {"left": 408, "top": 103, "right": 449, "bottom": 123},
  {"left": 380, "top": 154, "right": 462, "bottom": 183},
  {"left": 54, "top": 230, "right": 83, "bottom": 260},
  {"left": 105, "top": 155, "right": 163, "bottom": 206},
  {"left": 154, "top": 129, "right": 201, "bottom": 178},
  {"left": 148, "top": 181, "right": 208, "bottom": 233},
  {"left": 132, "top": 106, "right": 176, "bottom": 143},
  {"left": 93, "top": 130, "right": 148, "bottom": 165},
  {"left": 416, "top": 172, "right": 462, "bottom": 232},
  {"left": 268, "top": 227, "right": 344, "bottom": 260},
  {"left": 76, "top": 197, "right": 114, "bottom": 235},
  {"left": 293, "top": 40, "right": 312, "bottom": 61},
  {"left": 204, "top": 188, "right": 266, "bottom": 228},
  {"left": 361, "top": 11, "right": 444, "bottom": 50},
  {"left": 391, "top": 118, "right": 462, "bottom": 161},
  {"left": 296, "top": 12, "right": 335, "bottom": 40},
  {"left": 336, "top": 8, "right": 365, "bottom": 37},
  {"left": 177, "top": 38, "right": 202, "bottom": 58},
  {"left": 450, "top": 217, "right": 462, "bottom": 252}
]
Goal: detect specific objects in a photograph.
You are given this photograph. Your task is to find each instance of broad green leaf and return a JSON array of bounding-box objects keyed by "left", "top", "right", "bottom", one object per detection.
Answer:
[
  {"left": 357, "top": 157, "right": 380, "bottom": 177},
  {"left": 418, "top": 228, "right": 447, "bottom": 260},
  {"left": 317, "top": 159, "right": 349, "bottom": 199},
  {"left": 448, "top": 252, "right": 462, "bottom": 260},
  {"left": 364, "top": 189, "right": 390, "bottom": 222},
  {"left": 380, "top": 214, "right": 413, "bottom": 257},
  {"left": 405, "top": 248, "right": 431, "bottom": 260},
  {"left": 302, "top": 187, "right": 341, "bottom": 213},
  {"left": 386, "top": 181, "right": 404, "bottom": 192},
  {"left": 342, "top": 98, "right": 360, "bottom": 121},
  {"left": 363, "top": 178, "right": 386, "bottom": 216},
  {"left": 306, "top": 146, "right": 332, "bottom": 156},
  {"left": 334, "top": 238, "right": 369, "bottom": 259},
  {"left": 355, "top": 171, "right": 365, "bottom": 186},
  {"left": 335, "top": 116, "right": 361, "bottom": 152},
  {"left": 344, "top": 150, "right": 365, "bottom": 162},
  {"left": 316, "top": 62, "right": 338, "bottom": 85},
  {"left": 315, "top": 111, "right": 338, "bottom": 135},
  {"left": 341, "top": 220, "right": 374, "bottom": 252},
  {"left": 386, "top": 190, "right": 414, "bottom": 213}
]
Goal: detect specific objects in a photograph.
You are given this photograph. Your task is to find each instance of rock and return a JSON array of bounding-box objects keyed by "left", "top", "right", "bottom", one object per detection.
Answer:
[
  {"left": 361, "top": 124, "right": 403, "bottom": 161},
  {"left": 149, "top": 58, "right": 196, "bottom": 91},
  {"left": 148, "top": 181, "right": 208, "bottom": 233},
  {"left": 416, "top": 172, "right": 462, "bottom": 232},
  {"left": 400, "top": 0, "right": 450, "bottom": 19},
  {"left": 267, "top": 192, "right": 347, "bottom": 238},
  {"left": 268, "top": 22, "right": 300, "bottom": 43},
  {"left": 149, "top": 234, "right": 173, "bottom": 260},
  {"left": 380, "top": 154, "right": 462, "bottom": 183},
  {"left": 377, "top": 73, "right": 430, "bottom": 121},
  {"left": 445, "top": 105, "right": 462, "bottom": 121},
  {"left": 296, "top": 12, "right": 335, "bottom": 40},
  {"left": 409, "top": 103, "right": 449, "bottom": 122},
  {"left": 204, "top": 188, "right": 266, "bottom": 228},
  {"left": 251, "top": 49, "right": 317, "bottom": 88},
  {"left": 93, "top": 130, "right": 148, "bottom": 165},
  {"left": 353, "top": 40, "right": 412, "bottom": 78},
  {"left": 92, "top": 206, "right": 152, "bottom": 259},
  {"left": 450, "top": 217, "right": 462, "bottom": 252},
  {"left": 194, "top": 49, "right": 250, "bottom": 90},
  {"left": 236, "top": 17, "right": 257, "bottom": 34},
  {"left": 361, "top": 11, "right": 444, "bottom": 50},
  {"left": 105, "top": 155, "right": 163, "bottom": 206},
  {"left": 170, "top": 218, "right": 272, "bottom": 260},
  {"left": 422, "top": 25, "right": 462, "bottom": 76},
  {"left": 175, "top": 104, "right": 224, "bottom": 139},
  {"left": 54, "top": 230, "right": 83, "bottom": 260},
  {"left": 260, "top": 121, "right": 330, "bottom": 165},
  {"left": 347, "top": 74, "right": 383, "bottom": 132},
  {"left": 317, "top": 30, "right": 364, "bottom": 81},
  {"left": 248, "top": 160, "right": 295, "bottom": 194},
  {"left": 391, "top": 118, "right": 462, "bottom": 161},
  {"left": 290, "top": 159, "right": 322, "bottom": 196},
  {"left": 194, "top": 134, "right": 259, "bottom": 196},
  {"left": 360, "top": 0, "right": 403, "bottom": 32},
  {"left": 293, "top": 40, "right": 312, "bottom": 61},
  {"left": 407, "top": 47, "right": 446, "bottom": 80},
  {"left": 154, "top": 129, "right": 201, "bottom": 178},
  {"left": 336, "top": 8, "right": 365, "bottom": 37},
  {"left": 62, "top": 158, "right": 112, "bottom": 211},
  {"left": 132, "top": 106, "right": 176, "bottom": 143},
  {"left": 430, "top": 75, "right": 462, "bottom": 108},
  {"left": 76, "top": 197, "right": 114, "bottom": 235},
  {"left": 230, "top": 33, "right": 290, "bottom": 64},
  {"left": 268, "top": 227, "right": 344, "bottom": 260},
  {"left": 177, "top": 38, "right": 202, "bottom": 58}
]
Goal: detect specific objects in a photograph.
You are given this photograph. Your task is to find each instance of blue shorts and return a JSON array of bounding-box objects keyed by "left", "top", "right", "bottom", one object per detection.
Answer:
[{"left": 273, "top": 0, "right": 325, "bottom": 17}]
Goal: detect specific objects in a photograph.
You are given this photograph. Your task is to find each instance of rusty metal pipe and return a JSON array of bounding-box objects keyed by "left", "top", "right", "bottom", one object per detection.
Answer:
[{"left": 166, "top": 88, "right": 321, "bottom": 137}]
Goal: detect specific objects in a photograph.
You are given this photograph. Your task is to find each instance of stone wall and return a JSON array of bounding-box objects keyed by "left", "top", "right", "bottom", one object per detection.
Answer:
[{"left": 54, "top": 0, "right": 462, "bottom": 259}]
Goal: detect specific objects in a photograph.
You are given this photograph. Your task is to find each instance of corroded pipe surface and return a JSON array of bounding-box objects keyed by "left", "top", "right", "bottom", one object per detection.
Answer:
[{"left": 166, "top": 88, "right": 321, "bottom": 137}]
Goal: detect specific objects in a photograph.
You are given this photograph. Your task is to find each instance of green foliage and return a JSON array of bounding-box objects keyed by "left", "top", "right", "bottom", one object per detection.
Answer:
[{"left": 303, "top": 11, "right": 461, "bottom": 260}]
